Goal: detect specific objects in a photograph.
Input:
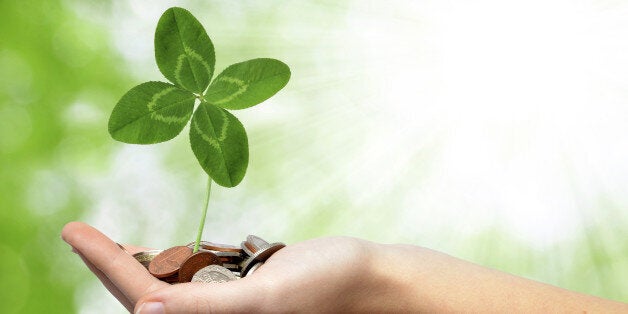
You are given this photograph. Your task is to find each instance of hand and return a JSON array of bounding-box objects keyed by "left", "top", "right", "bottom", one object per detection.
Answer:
[
  {"left": 62, "top": 222, "right": 628, "bottom": 313},
  {"left": 61, "top": 222, "right": 391, "bottom": 313}
]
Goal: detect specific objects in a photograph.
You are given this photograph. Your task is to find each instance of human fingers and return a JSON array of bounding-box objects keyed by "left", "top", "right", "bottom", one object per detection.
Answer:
[
  {"left": 75, "top": 250, "right": 135, "bottom": 311},
  {"left": 134, "top": 277, "right": 270, "bottom": 313},
  {"left": 74, "top": 243, "right": 154, "bottom": 310},
  {"left": 62, "top": 222, "right": 168, "bottom": 304}
]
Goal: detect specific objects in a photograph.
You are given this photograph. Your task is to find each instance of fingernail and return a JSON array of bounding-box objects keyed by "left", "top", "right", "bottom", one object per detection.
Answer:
[{"left": 136, "top": 302, "right": 165, "bottom": 314}]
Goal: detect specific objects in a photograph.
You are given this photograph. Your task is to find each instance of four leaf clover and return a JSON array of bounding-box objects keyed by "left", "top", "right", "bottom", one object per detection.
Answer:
[{"left": 108, "top": 7, "right": 290, "bottom": 187}]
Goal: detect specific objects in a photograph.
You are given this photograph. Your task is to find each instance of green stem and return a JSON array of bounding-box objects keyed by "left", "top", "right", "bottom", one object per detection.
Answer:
[{"left": 193, "top": 176, "right": 212, "bottom": 253}]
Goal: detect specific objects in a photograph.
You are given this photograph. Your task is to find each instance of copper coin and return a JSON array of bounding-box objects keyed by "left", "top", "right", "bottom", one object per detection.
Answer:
[
  {"left": 178, "top": 251, "right": 222, "bottom": 283},
  {"left": 148, "top": 246, "right": 193, "bottom": 278}
]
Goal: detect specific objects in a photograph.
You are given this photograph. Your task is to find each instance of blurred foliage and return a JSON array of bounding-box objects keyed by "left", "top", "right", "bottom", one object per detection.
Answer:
[{"left": 0, "top": 0, "right": 129, "bottom": 312}]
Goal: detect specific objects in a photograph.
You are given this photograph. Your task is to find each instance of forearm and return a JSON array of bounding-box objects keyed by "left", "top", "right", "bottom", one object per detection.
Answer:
[{"left": 371, "top": 243, "right": 628, "bottom": 313}]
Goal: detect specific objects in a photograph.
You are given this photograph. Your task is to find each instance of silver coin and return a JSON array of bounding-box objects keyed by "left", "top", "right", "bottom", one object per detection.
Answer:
[
  {"left": 191, "top": 265, "right": 238, "bottom": 283},
  {"left": 132, "top": 250, "right": 163, "bottom": 268},
  {"left": 252, "top": 242, "right": 285, "bottom": 262},
  {"left": 246, "top": 235, "right": 270, "bottom": 251},
  {"left": 215, "top": 251, "right": 241, "bottom": 257},
  {"left": 194, "top": 249, "right": 242, "bottom": 261},
  {"left": 239, "top": 257, "right": 260, "bottom": 277},
  {"left": 186, "top": 241, "right": 243, "bottom": 253},
  {"left": 241, "top": 241, "right": 255, "bottom": 256},
  {"left": 240, "top": 242, "right": 285, "bottom": 276}
]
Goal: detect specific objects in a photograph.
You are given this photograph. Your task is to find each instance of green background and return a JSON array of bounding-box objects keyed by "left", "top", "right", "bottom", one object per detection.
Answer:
[{"left": 1, "top": 1, "right": 627, "bottom": 313}]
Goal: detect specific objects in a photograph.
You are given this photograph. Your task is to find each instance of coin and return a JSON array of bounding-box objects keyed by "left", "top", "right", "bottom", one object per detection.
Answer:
[
  {"left": 132, "top": 250, "right": 163, "bottom": 268},
  {"left": 200, "top": 241, "right": 243, "bottom": 253},
  {"left": 178, "top": 251, "right": 222, "bottom": 283},
  {"left": 246, "top": 235, "right": 269, "bottom": 251},
  {"left": 240, "top": 257, "right": 260, "bottom": 277},
  {"left": 186, "top": 241, "right": 243, "bottom": 253},
  {"left": 191, "top": 265, "right": 238, "bottom": 283},
  {"left": 214, "top": 251, "right": 244, "bottom": 265},
  {"left": 142, "top": 236, "right": 284, "bottom": 282},
  {"left": 148, "top": 246, "right": 193, "bottom": 278},
  {"left": 252, "top": 242, "right": 286, "bottom": 262},
  {"left": 241, "top": 241, "right": 255, "bottom": 256},
  {"left": 240, "top": 242, "right": 285, "bottom": 276},
  {"left": 192, "top": 247, "right": 243, "bottom": 265}
]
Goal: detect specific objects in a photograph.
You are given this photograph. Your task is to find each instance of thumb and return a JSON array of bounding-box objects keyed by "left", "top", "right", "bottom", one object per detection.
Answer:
[{"left": 134, "top": 278, "right": 272, "bottom": 313}]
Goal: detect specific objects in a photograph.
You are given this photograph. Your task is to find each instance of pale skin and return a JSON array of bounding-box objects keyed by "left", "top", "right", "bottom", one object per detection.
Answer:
[{"left": 61, "top": 222, "right": 628, "bottom": 313}]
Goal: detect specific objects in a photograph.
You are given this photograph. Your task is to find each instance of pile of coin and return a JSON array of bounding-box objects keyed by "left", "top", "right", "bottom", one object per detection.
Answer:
[{"left": 129, "top": 235, "right": 285, "bottom": 284}]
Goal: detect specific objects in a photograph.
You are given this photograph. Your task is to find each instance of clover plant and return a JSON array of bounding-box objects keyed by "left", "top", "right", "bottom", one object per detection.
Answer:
[{"left": 108, "top": 7, "right": 290, "bottom": 252}]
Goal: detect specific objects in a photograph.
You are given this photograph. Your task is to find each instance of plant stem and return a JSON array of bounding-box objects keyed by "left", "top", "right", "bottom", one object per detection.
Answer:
[{"left": 193, "top": 176, "right": 212, "bottom": 253}]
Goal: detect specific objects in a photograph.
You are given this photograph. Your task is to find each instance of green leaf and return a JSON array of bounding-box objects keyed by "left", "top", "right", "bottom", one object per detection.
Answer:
[
  {"left": 155, "top": 7, "right": 215, "bottom": 94},
  {"left": 108, "top": 81, "right": 195, "bottom": 144},
  {"left": 190, "top": 102, "right": 249, "bottom": 187},
  {"left": 204, "top": 58, "right": 290, "bottom": 110}
]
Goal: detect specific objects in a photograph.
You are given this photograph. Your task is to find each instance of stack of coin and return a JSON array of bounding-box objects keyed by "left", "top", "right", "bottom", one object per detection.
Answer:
[{"left": 129, "top": 235, "right": 285, "bottom": 284}]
